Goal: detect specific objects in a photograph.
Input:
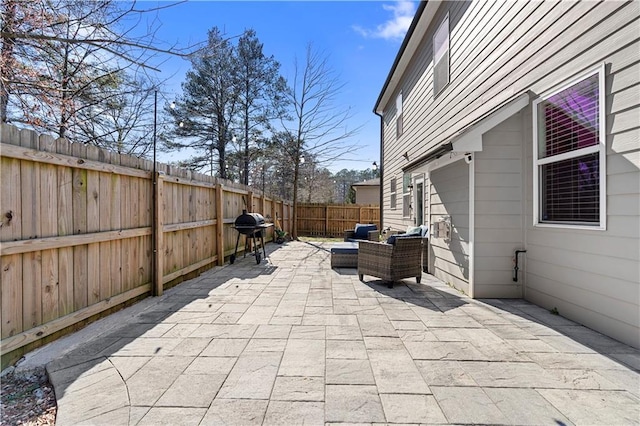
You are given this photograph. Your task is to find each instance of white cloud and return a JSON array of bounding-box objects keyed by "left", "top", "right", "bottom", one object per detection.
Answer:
[{"left": 353, "top": 1, "right": 416, "bottom": 41}]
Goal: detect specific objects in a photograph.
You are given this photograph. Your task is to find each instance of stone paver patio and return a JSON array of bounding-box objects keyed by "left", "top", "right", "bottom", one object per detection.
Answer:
[{"left": 44, "top": 241, "right": 639, "bottom": 425}]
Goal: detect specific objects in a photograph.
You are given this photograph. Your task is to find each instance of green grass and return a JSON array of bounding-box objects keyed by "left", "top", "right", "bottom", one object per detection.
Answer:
[{"left": 297, "top": 236, "right": 343, "bottom": 243}]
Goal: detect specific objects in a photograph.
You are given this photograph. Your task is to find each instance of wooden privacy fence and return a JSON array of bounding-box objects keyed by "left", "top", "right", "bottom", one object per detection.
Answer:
[
  {"left": 0, "top": 125, "right": 292, "bottom": 364},
  {"left": 296, "top": 203, "right": 380, "bottom": 238}
]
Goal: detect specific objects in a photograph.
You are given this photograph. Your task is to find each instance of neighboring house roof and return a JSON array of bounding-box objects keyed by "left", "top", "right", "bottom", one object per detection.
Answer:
[{"left": 351, "top": 178, "right": 380, "bottom": 188}]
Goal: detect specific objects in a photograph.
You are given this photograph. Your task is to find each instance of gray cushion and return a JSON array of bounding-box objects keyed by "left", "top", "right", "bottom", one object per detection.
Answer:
[
  {"left": 331, "top": 242, "right": 359, "bottom": 254},
  {"left": 386, "top": 234, "right": 421, "bottom": 246}
]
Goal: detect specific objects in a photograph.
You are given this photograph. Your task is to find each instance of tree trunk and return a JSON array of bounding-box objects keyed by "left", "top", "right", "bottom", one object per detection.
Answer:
[
  {"left": 0, "top": 0, "right": 16, "bottom": 123},
  {"left": 243, "top": 103, "right": 249, "bottom": 185},
  {"left": 291, "top": 159, "right": 299, "bottom": 240}
]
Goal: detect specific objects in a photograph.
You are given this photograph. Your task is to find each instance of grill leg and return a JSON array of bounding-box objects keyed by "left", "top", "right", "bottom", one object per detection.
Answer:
[
  {"left": 260, "top": 234, "right": 266, "bottom": 258},
  {"left": 231, "top": 232, "right": 242, "bottom": 264},
  {"left": 252, "top": 234, "right": 261, "bottom": 264}
]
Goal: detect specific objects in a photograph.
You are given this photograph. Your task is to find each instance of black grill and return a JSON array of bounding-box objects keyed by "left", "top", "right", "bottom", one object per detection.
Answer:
[
  {"left": 234, "top": 211, "right": 265, "bottom": 233},
  {"left": 230, "top": 210, "right": 273, "bottom": 264}
]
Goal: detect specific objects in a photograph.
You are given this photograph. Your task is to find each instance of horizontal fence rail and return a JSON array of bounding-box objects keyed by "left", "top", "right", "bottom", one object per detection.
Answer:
[{"left": 0, "top": 124, "right": 292, "bottom": 365}]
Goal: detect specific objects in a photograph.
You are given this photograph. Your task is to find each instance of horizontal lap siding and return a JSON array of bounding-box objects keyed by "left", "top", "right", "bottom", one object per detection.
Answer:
[
  {"left": 473, "top": 113, "right": 524, "bottom": 298},
  {"left": 379, "top": 0, "right": 639, "bottom": 347},
  {"left": 520, "top": 8, "right": 640, "bottom": 348},
  {"left": 383, "top": 1, "right": 635, "bottom": 177},
  {"left": 430, "top": 160, "right": 469, "bottom": 294}
]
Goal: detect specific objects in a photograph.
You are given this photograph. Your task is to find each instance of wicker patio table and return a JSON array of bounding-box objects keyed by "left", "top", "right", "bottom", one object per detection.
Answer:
[{"left": 330, "top": 242, "right": 359, "bottom": 268}]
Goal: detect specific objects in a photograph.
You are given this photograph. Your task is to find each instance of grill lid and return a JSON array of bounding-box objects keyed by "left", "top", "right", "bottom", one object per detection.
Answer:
[{"left": 234, "top": 209, "right": 265, "bottom": 227}]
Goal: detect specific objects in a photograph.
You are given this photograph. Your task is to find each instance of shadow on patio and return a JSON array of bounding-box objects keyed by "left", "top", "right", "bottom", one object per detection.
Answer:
[{"left": 39, "top": 240, "right": 638, "bottom": 425}]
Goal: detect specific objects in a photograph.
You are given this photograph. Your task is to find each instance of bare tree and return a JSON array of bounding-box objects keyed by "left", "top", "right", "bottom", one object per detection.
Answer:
[
  {"left": 278, "top": 44, "right": 361, "bottom": 239},
  {"left": 1, "top": 0, "right": 200, "bottom": 152},
  {"left": 76, "top": 72, "right": 158, "bottom": 156}
]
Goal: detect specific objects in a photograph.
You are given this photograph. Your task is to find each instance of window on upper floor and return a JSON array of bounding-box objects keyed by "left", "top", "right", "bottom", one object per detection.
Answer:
[
  {"left": 396, "top": 91, "right": 403, "bottom": 137},
  {"left": 402, "top": 173, "right": 412, "bottom": 218},
  {"left": 533, "top": 65, "right": 606, "bottom": 229},
  {"left": 433, "top": 13, "right": 449, "bottom": 96},
  {"left": 390, "top": 177, "right": 397, "bottom": 210}
]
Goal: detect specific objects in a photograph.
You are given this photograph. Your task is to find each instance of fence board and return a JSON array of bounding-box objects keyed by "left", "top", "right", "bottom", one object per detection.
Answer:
[
  {"left": 20, "top": 130, "right": 43, "bottom": 330},
  {"left": 0, "top": 124, "right": 293, "bottom": 363},
  {"left": 40, "top": 249, "right": 59, "bottom": 323},
  {"left": 296, "top": 203, "right": 380, "bottom": 238},
  {"left": 40, "top": 136, "right": 59, "bottom": 323},
  {"left": 1, "top": 147, "right": 23, "bottom": 339},
  {"left": 110, "top": 173, "right": 122, "bottom": 296},
  {"left": 99, "top": 169, "right": 112, "bottom": 300}
]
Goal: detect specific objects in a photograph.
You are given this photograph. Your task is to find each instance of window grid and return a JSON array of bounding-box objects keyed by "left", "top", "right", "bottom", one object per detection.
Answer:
[
  {"left": 534, "top": 68, "right": 604, "bottom": 227},
  {"left": 390, "top": 177, "right": 397, "bottom": 210}
]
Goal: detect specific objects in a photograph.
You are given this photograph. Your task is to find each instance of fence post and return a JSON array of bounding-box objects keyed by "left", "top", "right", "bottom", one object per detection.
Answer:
[
  {"left": 216, "top": 183, "right": 224, "bottom": 266},
  {"left": 153, "top": 172, "right": 164, "bottom": 296},
  {"left": 325, "top": 205, "right": 329, "bottom": 237},
  {"left": 271, "top": 198, "right": 276, "bottom": 242}
]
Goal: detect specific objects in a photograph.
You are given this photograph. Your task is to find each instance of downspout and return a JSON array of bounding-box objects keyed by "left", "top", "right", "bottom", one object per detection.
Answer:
[
  {"left": 468, "top": 153, "right": 475, "bottom": 299},
  {"left": 375, "top": 111, "right": 384, "bottom": 232}
]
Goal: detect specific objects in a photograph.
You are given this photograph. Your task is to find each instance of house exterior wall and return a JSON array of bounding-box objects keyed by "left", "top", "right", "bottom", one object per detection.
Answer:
[
  {"left": 377, "top": 0, "right": 639, "bottom": 347},
  {"left": 429, "top": 159, "right": 470, "bottom": 295},
  {"left": 354, "top": 186, "right": 379, "bottom": 205},
  {"left": 473, "top": 112, "right": 525, "bottom": 299},
  {"left": 522, "top": 67, "right": 640, "bottom": 348}
]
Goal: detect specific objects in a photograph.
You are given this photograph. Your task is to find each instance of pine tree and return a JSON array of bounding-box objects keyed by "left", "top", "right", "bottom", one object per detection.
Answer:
[
  {"left": 236, "top": 29, "right": 287, "bottom": 185},
  {"left": 166, "top": 27, "right": 239, "bottom": 178}
]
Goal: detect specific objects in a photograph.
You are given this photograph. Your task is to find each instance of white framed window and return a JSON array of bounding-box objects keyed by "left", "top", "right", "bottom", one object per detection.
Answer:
[
  {"left": 396, "top": 91, "right": 403, "bottom": 137},
  {"left": 433, "top": 13, "right": 449, "bottom": 96},
  {"left": 390, "top": 177, "right": 397, "bottom": 210},
  {"left": 533, "top": 65, "right": 606, "bottom": 229},
  {"left": 402, "top": 172, "right": 412, "bottom": 217}
]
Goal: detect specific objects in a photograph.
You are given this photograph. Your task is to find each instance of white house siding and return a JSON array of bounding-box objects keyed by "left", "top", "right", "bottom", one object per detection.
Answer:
[
  {"left": 521, "top": 45, "right": 640, "bottom": 347},
  {"left": 354, "top": 186, "right": 379, "bottom": 205},
  {"left": 377, "top": 1, "right": 639, "bottom": 347},
  {"left": 473, "top": 112, "right": 525, "bottom": 299},
  {"left": 429, "top": 160, "right": 470, "bottom": 295},
  {"left": 381, "top": 1, "right": 638, "bottom": 175},
  {"left": 381, "top": 111, "right": 406, "bottom": 232}
]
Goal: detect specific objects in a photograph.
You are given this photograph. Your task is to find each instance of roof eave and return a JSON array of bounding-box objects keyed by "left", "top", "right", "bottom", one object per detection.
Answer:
[{"left": 373, "top": 1, "right": 441, "bottom": 116}]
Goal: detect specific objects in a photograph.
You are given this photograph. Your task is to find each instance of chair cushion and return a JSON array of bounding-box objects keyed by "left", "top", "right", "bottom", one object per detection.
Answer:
[
  {"left": 353, "top": 223, "right": 377, "bottom": 240},
  {"left": 386, "top": 234, "right": 422, "bottom": 246},
  {"left": 405, "top": 226, "right": 422, "bottom": 236},
  {"left": 331, "top": 242, "right": 359, "bottom": 254}
]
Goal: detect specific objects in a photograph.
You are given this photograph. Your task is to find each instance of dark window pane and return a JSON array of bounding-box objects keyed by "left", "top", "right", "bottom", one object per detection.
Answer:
[
  {"left": 403, "top": 194, "right": 411, "bottom": 217},
  {"left": 541, "top": 153, "right": 599, "bottom": 223}
]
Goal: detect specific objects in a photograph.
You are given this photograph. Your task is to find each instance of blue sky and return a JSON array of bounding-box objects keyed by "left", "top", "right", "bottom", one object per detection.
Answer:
[{"left": 147, "top": 0, "right": 417, "bottom": 172}]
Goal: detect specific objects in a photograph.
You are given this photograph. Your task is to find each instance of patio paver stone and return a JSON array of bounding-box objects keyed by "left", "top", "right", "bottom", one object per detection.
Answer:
[{"left": 39, "top": 241, "right": 639, "bottom": 426}]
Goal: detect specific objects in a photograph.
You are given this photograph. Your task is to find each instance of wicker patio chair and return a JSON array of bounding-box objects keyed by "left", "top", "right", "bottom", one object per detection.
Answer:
[
  {"left": 357, "top": 236, "right": 423, "bottom": 288},
  {"left": 344, "top": 223, "right": 379, "bottom": 242}
]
